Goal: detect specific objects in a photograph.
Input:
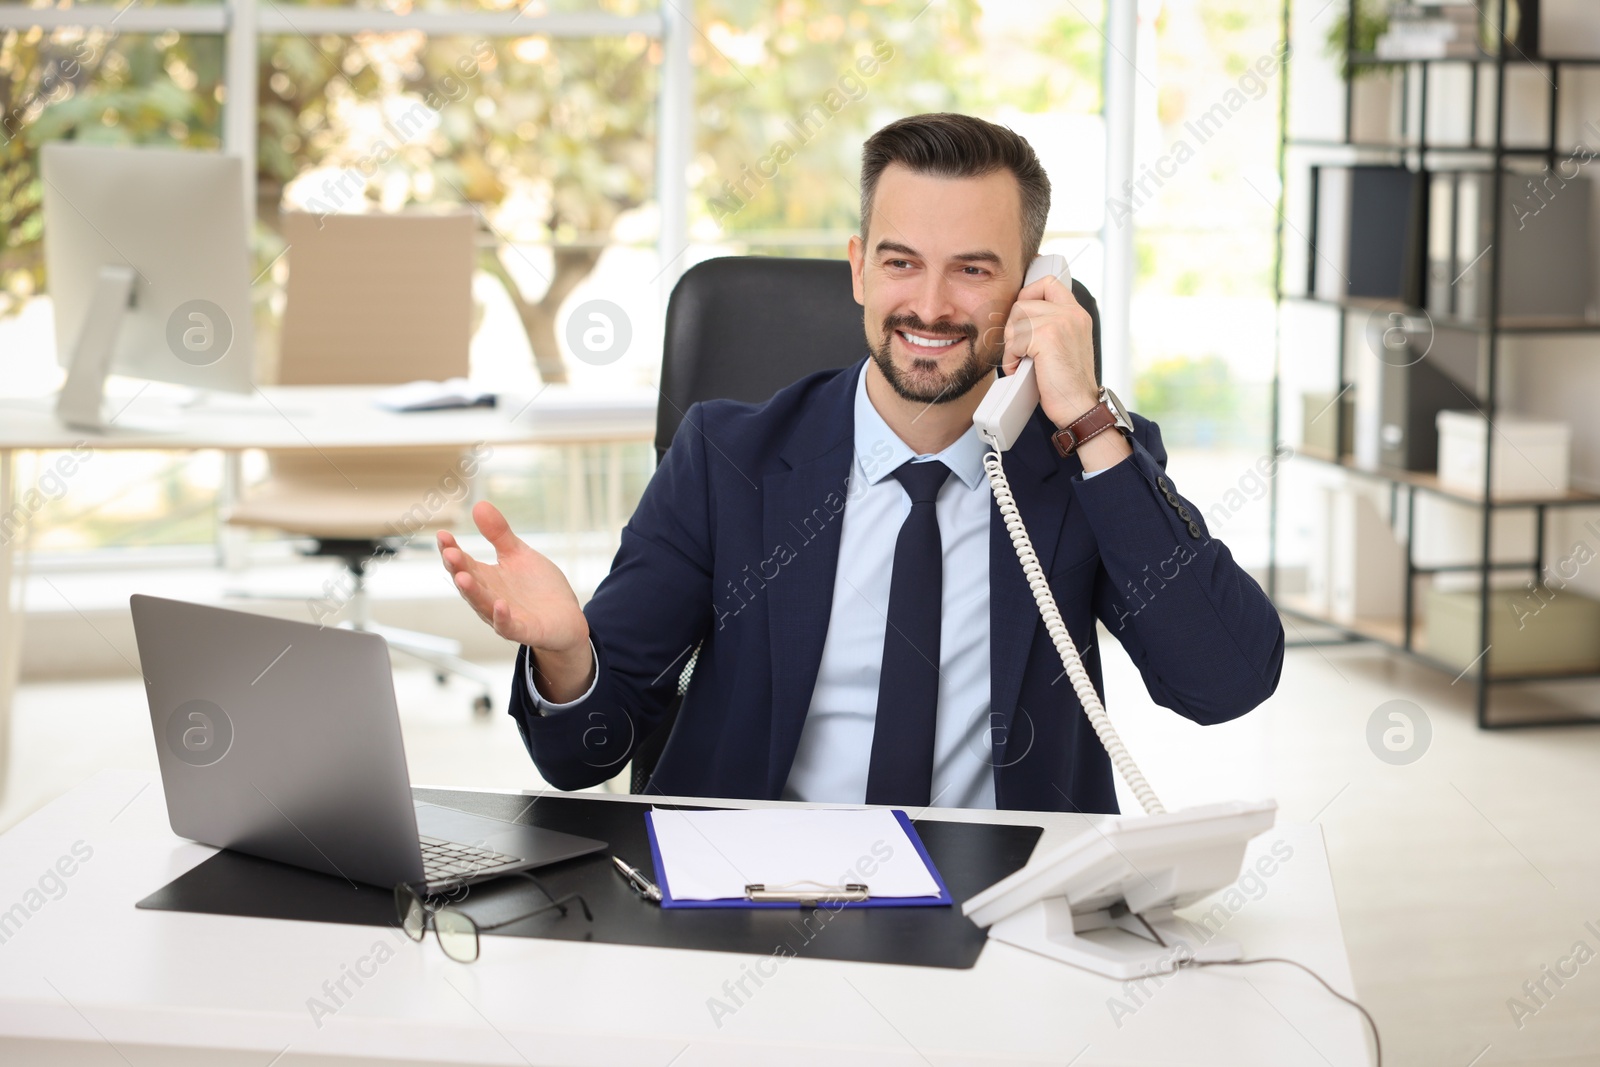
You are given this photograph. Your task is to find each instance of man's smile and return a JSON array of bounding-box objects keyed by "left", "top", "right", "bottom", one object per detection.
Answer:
[{"left": 894, "top": 327, "right": 968, "bottom": 352}]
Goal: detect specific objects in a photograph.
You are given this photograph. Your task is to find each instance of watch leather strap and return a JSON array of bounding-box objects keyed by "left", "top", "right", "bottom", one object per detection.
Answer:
[{"left": 1051, "top": 400, "right": 1118, "bottom": 457}]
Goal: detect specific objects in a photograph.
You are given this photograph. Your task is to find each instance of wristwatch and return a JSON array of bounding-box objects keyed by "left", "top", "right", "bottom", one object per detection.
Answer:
[{"left": 1051, "top": 387, "right": 1133, "bottom": 457}]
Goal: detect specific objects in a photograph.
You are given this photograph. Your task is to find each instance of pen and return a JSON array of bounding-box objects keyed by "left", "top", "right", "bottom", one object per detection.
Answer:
[{"left": 612, "top": 855, "right": 663, "bottom": 903}]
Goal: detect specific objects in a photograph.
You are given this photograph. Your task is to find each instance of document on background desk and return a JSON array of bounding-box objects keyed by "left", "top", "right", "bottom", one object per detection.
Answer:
[
  {"left": 644, "top": 808, "right": 952, "bottom": 909},
  {"left": 372, "top": 378, "right": 496, "bottom": 412}
]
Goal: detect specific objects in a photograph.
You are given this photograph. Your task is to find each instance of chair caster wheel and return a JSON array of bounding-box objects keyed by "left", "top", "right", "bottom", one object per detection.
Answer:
[{"left": 473, "top": 694, "right": 493, "bottom": 716}]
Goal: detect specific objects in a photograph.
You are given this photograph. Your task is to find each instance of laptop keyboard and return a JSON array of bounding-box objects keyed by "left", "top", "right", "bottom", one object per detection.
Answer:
[{"left": 419, "top": 835, "right": 523, "bottom": 883}]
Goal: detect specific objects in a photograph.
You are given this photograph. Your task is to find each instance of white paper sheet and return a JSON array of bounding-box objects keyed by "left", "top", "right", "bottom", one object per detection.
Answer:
[{"left": 647, "top": 808, "right": 942, "bottom": 902}]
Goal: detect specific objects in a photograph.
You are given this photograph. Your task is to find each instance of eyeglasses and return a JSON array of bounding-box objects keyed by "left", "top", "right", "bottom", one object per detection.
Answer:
[{"left": 394, "top": 872, "right": 592, "bottom": 963}]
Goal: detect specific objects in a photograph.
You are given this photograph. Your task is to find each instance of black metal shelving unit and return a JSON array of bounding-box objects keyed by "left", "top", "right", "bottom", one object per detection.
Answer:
[{"left": 1268, "top": 0, "right": 1600, "bottom": 728}]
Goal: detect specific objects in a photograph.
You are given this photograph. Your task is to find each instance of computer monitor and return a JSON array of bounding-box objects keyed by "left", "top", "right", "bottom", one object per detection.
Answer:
[{"left": 41, "top": 143, "right": 254, "bottom": 430}]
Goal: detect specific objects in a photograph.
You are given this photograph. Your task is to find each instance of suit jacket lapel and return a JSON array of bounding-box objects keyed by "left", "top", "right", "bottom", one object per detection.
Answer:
[
  {"left": 763, "top": 365, "right": 858, "bottom": 793},
  {"left": 989, "top": 411, "right": 1076, "bottom": 789}
]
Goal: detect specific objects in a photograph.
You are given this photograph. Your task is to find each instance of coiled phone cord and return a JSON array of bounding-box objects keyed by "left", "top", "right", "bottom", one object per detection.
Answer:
[{"left": 983, "top": 449, "right": 1167, "bottom": 817}]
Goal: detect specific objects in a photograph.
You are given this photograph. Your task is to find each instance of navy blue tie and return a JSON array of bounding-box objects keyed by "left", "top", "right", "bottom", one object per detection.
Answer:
[{"left": 865, "top": 459, "right": 951, "bottom": 807}]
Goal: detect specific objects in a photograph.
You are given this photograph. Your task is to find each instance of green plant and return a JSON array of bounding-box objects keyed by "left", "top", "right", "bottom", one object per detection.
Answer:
[
  {"left": 1324, "top": 0, "right": 1390, "bottom": 80},
  {"left": 1133, "top": 354, "right": 1269, "bottom": 449}
]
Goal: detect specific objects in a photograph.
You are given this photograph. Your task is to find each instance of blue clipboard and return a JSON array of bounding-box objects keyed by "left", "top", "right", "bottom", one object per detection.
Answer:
[{"left": 642, "top": 808, "right": 954, "bottom": 910}]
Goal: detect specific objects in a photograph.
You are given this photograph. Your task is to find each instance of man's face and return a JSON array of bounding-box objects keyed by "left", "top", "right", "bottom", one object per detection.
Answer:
[{"left": 848, "top": 164, "right": 1025, "bottom": 406}]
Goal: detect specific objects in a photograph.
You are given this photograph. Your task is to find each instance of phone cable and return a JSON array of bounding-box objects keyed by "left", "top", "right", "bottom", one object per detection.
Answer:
[
  {"left": 983, "top": 448, "right": 1166, "bottom": 817},
  {"left": 1128, "top": 911, "right": 1382, "bottom": 1066}
]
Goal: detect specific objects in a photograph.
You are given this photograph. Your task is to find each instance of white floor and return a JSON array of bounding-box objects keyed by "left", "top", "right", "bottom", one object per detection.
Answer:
[{"left": 3, "top": 630, "right": 1599, "bottom": 1067}]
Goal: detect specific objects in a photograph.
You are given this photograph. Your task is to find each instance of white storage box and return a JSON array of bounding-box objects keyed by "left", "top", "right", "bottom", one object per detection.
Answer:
[
  {"left": 1541, "top": 1, "right": 1600, "bottom": 59},
  {"left": 1436, "top": 411, "right": 1570, "bottom": 500},
  {"left": 1317, "top": 484, "right": 1405, "bottom": 624}
]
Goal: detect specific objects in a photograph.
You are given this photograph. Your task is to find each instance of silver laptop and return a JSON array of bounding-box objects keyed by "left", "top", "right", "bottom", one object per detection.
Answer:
[{"left": 130, "top": 594, "right": 606, "bottom": 893}]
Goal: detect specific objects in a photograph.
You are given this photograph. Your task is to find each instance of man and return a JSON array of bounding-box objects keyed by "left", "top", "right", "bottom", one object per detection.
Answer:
[{"left": 438, "top": 112, "right": 1284, "bottom": 813}]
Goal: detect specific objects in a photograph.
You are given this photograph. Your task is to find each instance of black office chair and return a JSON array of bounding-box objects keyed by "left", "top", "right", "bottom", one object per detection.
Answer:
[{"left": 630, "top": 255, "right": 1103, "bottom": 793}]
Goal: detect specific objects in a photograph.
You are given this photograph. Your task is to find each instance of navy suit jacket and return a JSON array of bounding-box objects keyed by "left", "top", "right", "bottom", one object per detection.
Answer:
[{"left": 509, "top": 358, "right": 1284, "bottom": 813}]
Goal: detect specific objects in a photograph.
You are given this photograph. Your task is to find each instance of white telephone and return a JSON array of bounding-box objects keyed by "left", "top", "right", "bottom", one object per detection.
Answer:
[
  {"left": 970, "top": 252, "right": 1069, "bottom": 453},
  {"left": 960, "top": 254, "right": 1281, "bottom": 981}
]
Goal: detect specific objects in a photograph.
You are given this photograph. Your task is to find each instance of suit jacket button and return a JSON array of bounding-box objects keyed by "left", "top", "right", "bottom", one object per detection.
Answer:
[
  {"left": 1187, "top": 521, "right": 1202, "bottom": 538},
  {"left": 1177, "top": 505, "right": 1192, "bottom": 521},
  {"left": 1157, "top": 476, "right": 1171, "bottom": 491}
]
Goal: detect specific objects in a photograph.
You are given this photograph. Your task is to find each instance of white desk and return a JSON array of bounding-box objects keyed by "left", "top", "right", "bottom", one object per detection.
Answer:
[
  {"left": 0, "top": 770, "right": 1372, "bottom": 1066},
  {"left": 0, "top": 386, "right": 659, "bottom": 800},
  {"left": 0, "top": 384, "right": 659, "bottom": 452}
]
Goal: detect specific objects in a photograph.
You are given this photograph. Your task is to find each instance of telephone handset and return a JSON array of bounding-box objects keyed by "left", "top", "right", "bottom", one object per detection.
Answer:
[
  {"left": 971, "top": 253, "right": 1167, "bottom": 816},
  {"left": 971, "top": 253, "right": 1067, "bottom": 453}
]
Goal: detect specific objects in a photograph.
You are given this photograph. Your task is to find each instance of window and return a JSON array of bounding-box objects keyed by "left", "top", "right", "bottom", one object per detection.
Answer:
[
  {"left": 689, "top": 1, "right": 1106, "bottom": 276},
  {"left": 1130, "top": 0, "right": 1285, "bottom": 567},
  {"left": 1, "top": 2, "right": 671, "bottom": 561},
  {"left": 1, "top": 0, "right": 1116, "bottom": 564}
]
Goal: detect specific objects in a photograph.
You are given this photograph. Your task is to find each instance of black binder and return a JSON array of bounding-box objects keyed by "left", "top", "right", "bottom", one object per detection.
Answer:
[
  {"left": 1308, "top": 163, "right": 1428, "bottom": 306},
  {"left": 137, "top": 787, "right": 1044, "bottom": 970}
]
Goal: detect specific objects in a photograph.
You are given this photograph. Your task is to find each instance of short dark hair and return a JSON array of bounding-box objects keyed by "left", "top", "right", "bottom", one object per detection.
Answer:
[{"left": 859, "top": 112, "right": 1052, "bottom": 266}]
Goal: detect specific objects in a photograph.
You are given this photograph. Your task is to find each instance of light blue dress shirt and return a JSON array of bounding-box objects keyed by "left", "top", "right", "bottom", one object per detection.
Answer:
[
  {"left": 528, "top": 361, "right": 1103, "bottom": 808},
  {"left": 781, "top": 362, "right": 997, "bottom": 808}
]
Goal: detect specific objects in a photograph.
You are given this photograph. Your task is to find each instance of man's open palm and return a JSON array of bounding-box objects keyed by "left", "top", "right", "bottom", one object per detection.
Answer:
[{"left": 437, "top": 500, "right": 589, "bottom": 655}]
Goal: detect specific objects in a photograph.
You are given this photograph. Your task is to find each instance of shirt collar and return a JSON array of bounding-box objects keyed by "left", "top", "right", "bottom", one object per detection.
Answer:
[{"left": 852, "top": 360, "right": 988, "bottom": 492}]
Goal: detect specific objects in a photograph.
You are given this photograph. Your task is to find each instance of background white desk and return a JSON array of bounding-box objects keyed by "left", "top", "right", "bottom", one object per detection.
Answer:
[
  {"left": 0, "top": 769, "right": 1372, "bottom": 1066},
  {"left": 0, "top": 386, "right": 659, "bottom": 800}
]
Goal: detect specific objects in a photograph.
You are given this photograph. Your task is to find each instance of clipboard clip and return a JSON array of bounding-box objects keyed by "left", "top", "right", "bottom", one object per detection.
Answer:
[{"left": 744, "top": 880, "right": 870, "bottom": 904}]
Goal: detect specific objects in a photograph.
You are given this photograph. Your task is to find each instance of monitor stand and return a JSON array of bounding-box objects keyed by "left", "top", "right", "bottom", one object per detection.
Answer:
[
  {"left": 54, "top": 265, "right": 184, "bottom": 434},
  {"left": 56, "top": 265, "right": 136, "bottom": 432}
]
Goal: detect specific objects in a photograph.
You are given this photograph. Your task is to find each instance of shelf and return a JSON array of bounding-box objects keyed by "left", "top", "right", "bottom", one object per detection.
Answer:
[
  {"left": 1280, "top": 597, "right": 1407, "bottom": 647},
  {"left": 1287, "top": 139, "right": 1442, "bottom": 151},
  {"left": 1290, "top": 450, "right": 1600, "bottom": 509},
  {"left": 1413, "top": 561, "right": 1540, "bottom": 575},
  {"left": 1346, "top": 53, "right": 1600, "bottom": 67},
  {"left": 1286, "top": 139, "right": 1569, "bottom": 158},
  {"left": 1349, "top": 53, "right": 1489, "bottom": 65},
  {"left": 1273, "top": 0, "right": 1600, "bottom": 727},
  {"left": 1279, "top": 293, "right": 1600, "bottom": 335},
  {"left": 1493, "top": 317, "right": 1600, "bottom": 334},
  {"left": 1278, "top": 598, "right": 1600, "bottom": 684},
  {"left": 1499, "top": 147, "right": 1595, "bottom": 157}
]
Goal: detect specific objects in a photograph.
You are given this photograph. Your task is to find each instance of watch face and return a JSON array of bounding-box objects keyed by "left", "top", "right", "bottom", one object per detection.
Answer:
[{"left": 1102, "top": 387, "right": 1133, "bottom": 430}]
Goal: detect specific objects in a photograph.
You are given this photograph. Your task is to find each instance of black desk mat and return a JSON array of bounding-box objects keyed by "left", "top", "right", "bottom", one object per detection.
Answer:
[{"left": 136, "top": 789, "right": 1042, "bottom": 970}]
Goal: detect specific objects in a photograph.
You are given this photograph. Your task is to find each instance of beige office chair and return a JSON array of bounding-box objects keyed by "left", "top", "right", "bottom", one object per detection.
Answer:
[{"left": 226, "top": 210, "right": 496, "bottom": 714}]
